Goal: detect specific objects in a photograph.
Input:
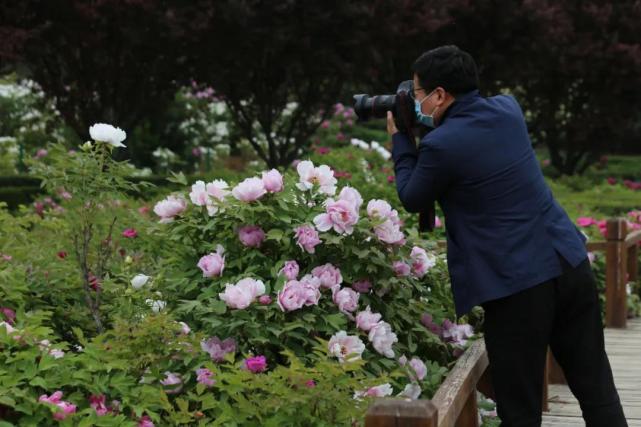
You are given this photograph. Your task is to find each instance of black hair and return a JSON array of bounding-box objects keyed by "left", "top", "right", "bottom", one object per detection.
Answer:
[{"left": 412, "top": 45, "right": 479, "bottom": 95}]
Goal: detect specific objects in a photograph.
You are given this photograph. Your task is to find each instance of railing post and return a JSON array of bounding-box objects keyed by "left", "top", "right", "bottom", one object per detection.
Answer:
[
  {"left": 365, "top": 399, "right": 438, "bottom": 427},
  {"left": 454, "top": 391, "right": 479, "bottom": 427},
  {"left": 628, "top": 244, "right": 639, "bottom": 297},
  {"left": 606, "top": 218, "right": 628, "bottom": 328}
]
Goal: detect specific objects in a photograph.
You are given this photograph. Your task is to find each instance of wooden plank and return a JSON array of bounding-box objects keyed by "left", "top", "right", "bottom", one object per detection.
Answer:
[
  {"left": 586, "top": 241, "right": 607, "bottom": 252},
  {"left": 365, "top": 399, "right": 438, "bottom": 427},
  {"left": 432, "top": 340, "right": 488, "bottom": 427},
  {"left": 606, "top": 219, "right": 628, "bottom": 328}
]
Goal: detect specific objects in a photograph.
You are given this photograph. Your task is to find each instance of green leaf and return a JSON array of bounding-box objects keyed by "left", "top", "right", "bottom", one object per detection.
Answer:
[
  {"left": 266, "top": 229, "right": 284, "bottom": 241},
  {"left": 167, "top": 171, "right": 188, "bottom": 185}
]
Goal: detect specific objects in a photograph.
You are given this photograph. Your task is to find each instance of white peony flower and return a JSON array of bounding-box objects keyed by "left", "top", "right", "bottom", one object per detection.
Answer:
[
  {"left": 89, "top": 123, "right": 127, "bottom": 148},
  {"left": 131, "top": 274, "right": 151, "bottom": 290}
]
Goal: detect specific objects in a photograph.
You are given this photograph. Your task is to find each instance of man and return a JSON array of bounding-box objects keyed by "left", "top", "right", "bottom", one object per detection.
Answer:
[{"left": 387, "top": 45, "right": 627, "bottom": 427}]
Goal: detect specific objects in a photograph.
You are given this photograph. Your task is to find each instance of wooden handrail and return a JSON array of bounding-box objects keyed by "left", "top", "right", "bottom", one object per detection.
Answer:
[
  {"left": 625, "top": 229, "right": 641, "bottom": 247},
  {"left": 431, "top": 339, "right": 488, "bottom": 427}
]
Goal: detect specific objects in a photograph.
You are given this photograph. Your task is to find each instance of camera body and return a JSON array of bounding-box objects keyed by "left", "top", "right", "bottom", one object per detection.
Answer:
[{"left": 353, "top": 80, "right": 418, "bottom": 134}]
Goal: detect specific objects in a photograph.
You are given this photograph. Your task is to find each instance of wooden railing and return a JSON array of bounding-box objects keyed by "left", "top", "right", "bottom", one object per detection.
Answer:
[{"left": 365, "top": 217, "right": 641, "bottom": 426}]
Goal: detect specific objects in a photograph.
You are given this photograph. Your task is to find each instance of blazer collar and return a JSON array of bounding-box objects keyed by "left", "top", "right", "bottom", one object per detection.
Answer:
[{"left": 439, "top": 89, "right": 480, "bottom": 124}]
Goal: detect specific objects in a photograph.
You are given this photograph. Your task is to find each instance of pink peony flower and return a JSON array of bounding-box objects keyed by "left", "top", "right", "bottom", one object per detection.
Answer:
[
  {"left": 262, "top": 169, "right": 284, "bottom": 193},
  {"left": 577, "top": 217, "right": 597, "bottom": 227},
  {"left": 305, "top": 379, "right": 316, "bottom": 388},
  {"left": 355, "top": 306, "right": 382, "bottom": 332},
  {"left": 258, "top": 295, "right": 272, "bottom": 305},
  {"left": 206, "top": 179, "right": 230, "bottom": 202},
  {"left": 311, "top": 263, "right": 343, "bottom": 289},
  {"left": 393, "top": 261, "right": 411, "bottom": 277},
  {"left": 408, "top": 357, "right": 427, "bottom": 381},
  {"left": 351, "top": 279, "right": 372, "bottom": 293},
  {"left": 89, "top": 394, "right": 109, "bottom": 416},
  {"left": 332, "top": 286, "right": 359, "bottom": 314},
  {"left": 153, "top": 195, "right": 187, "bottom": 223},
  {"left": 196, "top": 368, "right": 216, "bottom": 387},
  {"left": 238, "top": 225, "right": 265, "bottom": 248},
  {"left": 368, "top": 321, "right": 398, "bottom": 358},
  {"left": 219, "top": 278, "right": 265, "bottom": 309},
  {"left": 338, "top": 186, "right": 363, "bottom": 211},
  {"left": 201, "top": 336, "right": 236, "bottom": 362},
  {"left": 189, "top": 180, "right": 209, "bottom": 206},
  {"left": 387, "top": 175, "right": 395, "bottom": 183},
  {"left": 367, "top": 199, "right": 394, "bottom": 220},
  {"left": 139, "top": 415, "right": 155, "bottom": 427},
  {"left": 294, "top": 225, "right": 322, "bottom": 253},
  {"left": 296, "top": 160, "right": 337, "bottom": 195},
  {"left": 374, "top": 219, "right": 405, "bottom": 245},
  {"left": 277, "top": 276, "right": 322, "bottom": 312},
  {"left": 178, "top": 321, "right": 191, "bottom": 335},
  {"left": 0, "top": 307, "right": 16, "bottom": 325},
  {"left": 160, "top": 372, "right": 183, "bottom": 394},
  {"left": 607, "top": 177, "right": 617, "bottom": 185},
  {"left": 232, "top": 177, "right": 266, "bottom": 202},
  {"left": 244, "top": 355, "right": 268, "bottom": 373},
  {"left": 321, "top": 120, "right": 330, "bottom": 129},
  {"left": 39, "top": 391, "right": 77, "bottom": 420},
  {"left": 328, "top": 331, "right": 365, "bottom": 363},
  {"left": 313, "top": 198, "right": 359, "bottom": 235},
  {"left": 35, "top": 148, "right": 48, "bottom": 159},
  {"left": 410, "top": 246, "right": 436, "bottom": 278},
  {"left": 421, "top": 313, "right": 443, "bottom": 336},
  {"left": 279, "top": 260, "right": 300, "bottom": 280},
  {"left": 435, "top": 215, "right": 443, "bottom": 227},
  {"left": 197, "top": 247, "right": 225, "bottom": 278},
  {"left": 122, "top": 228, "right": 138, "bottom": 238},
  {"left": 441, "top": 320, "right": 474, "bottom": 346}
]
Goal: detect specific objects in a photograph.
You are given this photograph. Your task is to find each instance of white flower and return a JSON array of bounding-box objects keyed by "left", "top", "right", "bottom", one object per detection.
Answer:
[
  {"left": 49, "top": 348, "right": 65, "bottom": 359},
  {"left": 131, "top": 274, "right": 151, "bottom": 290},
  {"left": 296, "top": 160, "right": 337, "bottom": 195},
  {"left": 328, "top": 331, "right": 365, "bottom": 363},
  {"left": 146, "top": 299, "right": 166, "bottom": 313},
  {"left": 353, "top": 383, "right": 394, "bottom": 400},
  {"left": 368, "top": 321, "right": 398, "bottom": 358},
  {"left": 398, "top": 383, "right": 422, "bottom": 400},
  {"left": 89, "top": 123, "right": 127, "bottom": 148}
]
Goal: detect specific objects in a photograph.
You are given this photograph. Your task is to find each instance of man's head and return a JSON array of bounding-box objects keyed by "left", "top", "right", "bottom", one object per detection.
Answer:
[{"left": 412, "top": 45, "right": 479, "bottom": 126}]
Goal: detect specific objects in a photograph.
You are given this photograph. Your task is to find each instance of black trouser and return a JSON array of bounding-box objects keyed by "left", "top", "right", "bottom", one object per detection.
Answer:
[{"left": 481, "top": 255, "right": 628, "bottom": 427}]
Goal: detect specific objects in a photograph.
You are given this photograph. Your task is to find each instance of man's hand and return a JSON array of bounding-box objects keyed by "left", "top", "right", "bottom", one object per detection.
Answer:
[{"left": 387, "top": 111, "right": 399, "bottom": 136}]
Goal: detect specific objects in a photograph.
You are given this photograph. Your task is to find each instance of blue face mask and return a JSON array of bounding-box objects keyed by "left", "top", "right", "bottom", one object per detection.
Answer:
[{"left": 414, "top": 90, "right": 439, "bottom": 128}]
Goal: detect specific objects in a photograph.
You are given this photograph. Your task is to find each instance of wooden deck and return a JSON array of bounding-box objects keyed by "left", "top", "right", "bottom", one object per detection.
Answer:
[{"left": 542, "top": 317, "right": 641, "bottom": 426}]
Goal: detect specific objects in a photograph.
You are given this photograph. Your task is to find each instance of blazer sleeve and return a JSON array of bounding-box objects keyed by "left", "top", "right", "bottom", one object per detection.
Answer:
[{"left": 391, "top": 132, "right": 451, "bottom": 213}]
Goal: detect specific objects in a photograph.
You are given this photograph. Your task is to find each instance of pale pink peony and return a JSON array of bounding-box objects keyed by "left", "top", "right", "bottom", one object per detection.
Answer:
[
  {"left": 89, "top": 394, "right": 108, "bottom": 416},
  {"left": 189, "top": 180, "right": 209, "bottom": 206},
  {"left": 408, "top": 357, "right": 427, "bottom": 381},
  {"left": 232, "top": 177, "right": 266, "bottom": 202},
  {"left": 338, "top": 186, "right": 363, "bottom": 211},
  {"left": 244, "top": 355, "right": 268, "bottom": 373},
  {"left": 277, "top": 276, "right": 321, "bottom": 312},
  {"left": 435, "top": 215, "right": 443, "bottom": 227},
  {"left": 279, "top": 260, "right": 300, "bottom": 281},
  {"left": 122, "top": 228, "right": 138, "bottom": 238},
  {"left": 368, "top": 321, "right": 398, "bottom": 358},
  {"left": 196, "top": 368, "right": 216, "bottom": 387},
  {"left": 153, "top": 195, "right": 187, "bottom": 223},
  {"left": 206, "top": 179, "right": 230, "bottom": 201},
  {"left": 197, "top": 246, "right": 225, "bottom": 278},
  {"left": 296, "top": 160, "right": 337, "bottom": 195},
  {"left": 219, "top": 278, "right": 265, "bottom": 309},
  {"left": 354, "top": 383, "right": 393, "bottom": 399},
  {"left": 332, "top": 286, "right": 359, "bottom": 314},
  {"left": 366, "top": 199, "right": 393, "bottom": 220},
  {"left": 178, "top": 321, "right": 191, "bottom": 335},
  {"left": 201, "top": 336, "right": 236, "bottom": 362},
  {"left": 258, "top": 295, "right": 272, "bottom": 305},
  {"left": 410, "top": 246, "right": 436, "bottom": 278},
  {"left": 311, "top": 263, "right": 343, "bottom": 289},
  {"left": 355, "top": 306, "right": 382, "bottom": 332},
  {"left": 313, "top": 198, "right": 359, "bottom": 235},
  {"left": 160, "top": 372, "right": 183, "bottom": 394},
  {"left": 238, "top": 225, "right": 265, "bottom": 248},
  {"left": 393, "top": 261, "right": 411, "bottom": 277},
  {"left": 328, "top": 331, "right": 365, "bottom": 363},
  {"left": 374, "top": 219, "right": 405, "bottom": 245},
  {"left": 441, "top": 320, "right": 474, "bottom": 346},
  {"left": 262, "top": 169, "right": 284, "bottom": 193},
  {"left": 294, "top": 225, "right": 322, "bottom": 253}
]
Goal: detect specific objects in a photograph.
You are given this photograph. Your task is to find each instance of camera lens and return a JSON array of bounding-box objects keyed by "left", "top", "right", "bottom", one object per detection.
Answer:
[{"left": 353, "top": 94, "right": 397, "bottom": 121}]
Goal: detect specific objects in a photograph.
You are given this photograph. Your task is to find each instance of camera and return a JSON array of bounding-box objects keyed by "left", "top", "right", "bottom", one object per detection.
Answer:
[{"left": 353, "top": 80, "right": 417, "bottom": 133}]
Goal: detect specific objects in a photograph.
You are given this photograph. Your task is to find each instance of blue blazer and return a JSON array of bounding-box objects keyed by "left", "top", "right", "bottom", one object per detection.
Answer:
[{"left": 391, "top": 90, "right": 588, "bottom": 317}]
